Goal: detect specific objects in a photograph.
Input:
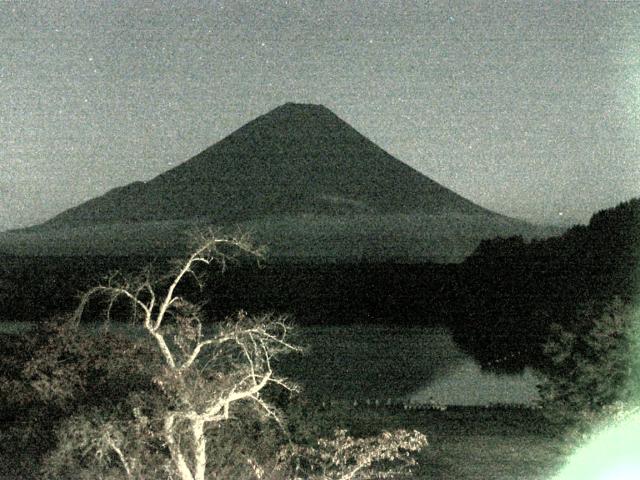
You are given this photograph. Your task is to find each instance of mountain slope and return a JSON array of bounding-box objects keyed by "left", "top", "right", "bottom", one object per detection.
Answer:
[
  {"left": 39, "top": 103, "right": 494, "bottom": 229},
  {"left": 2, "top": 103, "right": 555, "bottom": 259}
]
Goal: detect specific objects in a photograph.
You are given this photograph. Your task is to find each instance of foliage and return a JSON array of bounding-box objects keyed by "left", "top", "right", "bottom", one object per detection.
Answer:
[
  {"left": 0, "top": 317, "right": 157, "bottom": 471},
  {"left": 537, "top": 297, "right": 640, "bottom": 434},
  {"left": 20, "top": 319, "right": 157, "bottom": 407},
  {"left": 453, "top": 197, "right": 640, "bottom": 373},
  {"left": 281, "top": 428, "right": 428, "bottom": 480}
]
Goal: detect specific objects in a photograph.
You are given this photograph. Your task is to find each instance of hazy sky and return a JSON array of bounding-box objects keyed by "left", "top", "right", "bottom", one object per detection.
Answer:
[{"left": 1, "top": 1, "right": 639, "bottom": 231}]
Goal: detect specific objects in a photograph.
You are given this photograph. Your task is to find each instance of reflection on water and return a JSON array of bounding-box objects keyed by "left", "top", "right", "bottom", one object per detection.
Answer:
[
  {"left": 280, "top": 325, "right": 544, "bottom": 405},
  {"left": 408, "top": 358, "right": 543, "bottom": 406},
  {"left": 1, "top": 322, "right": 545, "bottom": 405}
]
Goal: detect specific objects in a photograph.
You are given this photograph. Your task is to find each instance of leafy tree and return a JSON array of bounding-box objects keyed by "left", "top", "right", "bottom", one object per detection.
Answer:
[
  {"left": 454, "top": 198, "right": 640, "bottom": 374},
  {"left": 0, "top": 317, "right": 158, "bottom": 477},
  {"left": 280, "top": 428, "right": 428, "bottom": 480},
  {"left": 537, "top": 296, "right": 640, "bottom": 434}
]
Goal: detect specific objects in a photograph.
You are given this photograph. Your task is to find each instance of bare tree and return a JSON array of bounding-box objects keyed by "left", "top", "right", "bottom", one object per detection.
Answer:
[
  {"left": 35, "top": 230, "right": 428, "bottom": 479},
  {"left": 54, "top": 231, "right": 299, "bottom": 480}
]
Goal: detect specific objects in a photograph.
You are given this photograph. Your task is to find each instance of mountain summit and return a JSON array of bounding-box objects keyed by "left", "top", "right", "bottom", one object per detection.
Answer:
[
  {"left": 4, "top": 103, "right": 552, "bottom": 259},
  {"left": 41, "top": 103, "right": 490, "bottom": 228}
]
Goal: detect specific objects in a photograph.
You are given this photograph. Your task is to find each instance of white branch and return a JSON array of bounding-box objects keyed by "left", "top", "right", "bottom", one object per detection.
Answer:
[
  {"left": 200, "top": 370, "right": 273, "bottom": 423},
  {"left": 178, "top": 335, "right": 233, "bottom": 372},
  {"left": 192, "top": 419, "right": 207, "bottom": 480},
  {"left": 107, "top": 438, "right": 133, "bottom": 479},
  {"left": 148, "top": 329, "right": 177, "bottom": 369},
  {"left": 163, "top": 414, "right": 195, "bottom": 480}
]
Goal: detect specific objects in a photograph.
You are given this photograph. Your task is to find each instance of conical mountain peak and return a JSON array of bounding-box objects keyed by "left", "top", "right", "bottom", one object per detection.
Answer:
[
  {"left": 3, "top": 103, "right": 550, "bottom": 258},
  {"left": 274, "top": 102, "right": 329, "bottom": 112},
  {"left": 252, "top": 102, "right": 333, "bottom": 121},
  {"left": 239, "top": 102, "right": 344, "bottom": 136},
  {"left": 40, "top": 103, "right": 495, "bottom": 229}
]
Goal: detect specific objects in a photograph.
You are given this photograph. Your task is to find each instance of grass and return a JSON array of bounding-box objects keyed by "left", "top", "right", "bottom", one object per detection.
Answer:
[
  {"left": 408, "top": 409, "right": 567, "bottom": 479},
  {"left": 0, "top": 322, "right": 34, "bottom": 335}
]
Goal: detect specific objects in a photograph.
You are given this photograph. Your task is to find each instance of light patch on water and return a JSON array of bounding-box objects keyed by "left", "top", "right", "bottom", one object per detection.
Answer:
[{"left": 407, "top": 358, "right": 543, "bottom": 406}]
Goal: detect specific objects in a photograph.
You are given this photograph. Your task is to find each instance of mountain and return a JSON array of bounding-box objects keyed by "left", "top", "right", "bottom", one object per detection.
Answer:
[
  {"left": 0, "top": 103, "right": 556, "bottom": 260},
  {"left": 39, "top": 103, "right": 492, "bottom": 227}
]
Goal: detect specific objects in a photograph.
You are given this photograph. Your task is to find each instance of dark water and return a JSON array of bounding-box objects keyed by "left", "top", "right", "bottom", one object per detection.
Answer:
[
  {"left": 1, "top": 322, "right": 542, "bottom": 405},
  {"left": 275, "top": 325, "right": 543, "bottom": 405}
]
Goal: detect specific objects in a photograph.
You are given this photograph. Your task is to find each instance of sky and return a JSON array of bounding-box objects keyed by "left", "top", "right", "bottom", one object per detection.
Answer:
[{"left": 1, "top": 0, "right": 639, "bottom": 231}]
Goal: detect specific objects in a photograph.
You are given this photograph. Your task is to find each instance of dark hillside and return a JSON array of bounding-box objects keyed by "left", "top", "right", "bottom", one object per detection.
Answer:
[
  {"left": 37, "top": 103, "right": 493, "bottom": 229},
  {"left": 3, "top": 199, "right": 636, "bottom": 379},
  {"left": 0, "top": 255, "right": 155, "bottom": 323},
  {"left": 449, "top": 197, "right": 640, "bottom": 373},
  {"left": 0, "top": 254, "right": 456, "bottom": 327},
  {"left": 1, "top": 103, "right": 552, "bottom": 259},
  {"left": 205, "top": 261, "right": 460, "bottom": 326}
]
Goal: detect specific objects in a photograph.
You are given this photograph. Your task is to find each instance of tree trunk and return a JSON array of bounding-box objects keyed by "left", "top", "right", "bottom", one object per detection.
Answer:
[
  {"left": 192, "top": 419, "right": 207, "bottom": 480},
  {"left": 164, "top": 414, "right": 195, "bottom": 480}
]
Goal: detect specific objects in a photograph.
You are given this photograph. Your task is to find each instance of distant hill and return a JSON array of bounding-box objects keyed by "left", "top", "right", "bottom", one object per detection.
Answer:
[{"left": 0, "top": 103, "right": 556, "bottom": 260}]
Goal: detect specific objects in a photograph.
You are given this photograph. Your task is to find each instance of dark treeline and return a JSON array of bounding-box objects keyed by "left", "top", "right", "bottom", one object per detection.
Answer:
[
  {"left": 451, "top": 198, "right": 640, "bottom": 373},
  {"left": 0, "top": 253, "right": 457, "bottom": 327},
  {"left": 0, "top": 255, "right": 156, "bottom": 323},
  {"left": 204, "top": 261, "right": 459, "bottom": 325},
  {"left": 1, "top": 198, "right": 638, "bottom": 374}
]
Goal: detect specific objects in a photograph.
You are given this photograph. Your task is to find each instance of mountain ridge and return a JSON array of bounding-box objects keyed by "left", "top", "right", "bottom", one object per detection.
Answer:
[
  {"left": 36, "top": 102, "right": 497, "bottom": 230},
  {"left": 2, "top": 103, "right": 555, "bottom": 260}
]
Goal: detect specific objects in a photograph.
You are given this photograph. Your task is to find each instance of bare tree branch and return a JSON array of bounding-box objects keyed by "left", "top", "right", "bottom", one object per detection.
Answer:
[{"left": 66, "top": 231, "right": 301, "bottom": 479}]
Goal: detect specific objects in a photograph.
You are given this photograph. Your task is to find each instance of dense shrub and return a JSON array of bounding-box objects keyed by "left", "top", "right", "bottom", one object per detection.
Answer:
[
  {"left": 537, "top": 297, "right": 640, "bottom": 434},
  {"left": 0, "top": 318, "right": 159, "bottom": 472}
]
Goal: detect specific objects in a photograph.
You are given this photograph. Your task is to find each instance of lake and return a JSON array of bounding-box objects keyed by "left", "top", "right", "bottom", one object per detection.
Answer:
[
  {"left": 0, "top": 322, "right": 543, "bottom": 406},
  {"left": 277, "top": 324, "right": 543, "bottom": 406}
]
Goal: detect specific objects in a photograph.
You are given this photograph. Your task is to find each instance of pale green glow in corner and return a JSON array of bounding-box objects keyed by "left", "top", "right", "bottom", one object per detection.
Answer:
[
  {"left": 552, "top": 410, "right": 640, "bottom": 480},
  {"left": 553, "top": 296, "right": 640, "bottom": 480}
]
